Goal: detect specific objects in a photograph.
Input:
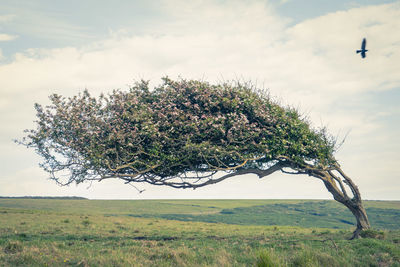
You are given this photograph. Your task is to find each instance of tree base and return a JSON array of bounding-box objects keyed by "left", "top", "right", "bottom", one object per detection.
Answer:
[{"left": 350, "top": 228, "right": 363, "bottom": 240}]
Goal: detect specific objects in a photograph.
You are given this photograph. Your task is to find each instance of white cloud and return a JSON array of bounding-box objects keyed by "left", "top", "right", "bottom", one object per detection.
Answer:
[
  {"left": 0, "top": 15, "right": 17, "bottom": 42},
  {"left": 0, "top": 14, "right": 16, "bottom": 23},
  {"left": 0, "top": 33, "right": 17, "bottom": 41},
  {"left": 283, "top": 3, "right": 400, "bottom": 93},
  {"left": 0, "top": 1, "right": 399, "bottom": 199}
]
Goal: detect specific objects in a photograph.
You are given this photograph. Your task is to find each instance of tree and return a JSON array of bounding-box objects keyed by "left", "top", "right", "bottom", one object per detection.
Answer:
[{"left": 19, "top": 77, "right": 370, "bottom": 239}]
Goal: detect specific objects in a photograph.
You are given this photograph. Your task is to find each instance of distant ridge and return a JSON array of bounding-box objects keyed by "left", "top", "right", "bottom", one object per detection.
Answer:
[{"left": 0, "top": 196, "right": 87, "bottom": 199}]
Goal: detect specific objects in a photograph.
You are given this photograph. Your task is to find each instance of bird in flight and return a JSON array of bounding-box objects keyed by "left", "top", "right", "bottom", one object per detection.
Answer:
[{"left": 356, "top": 38, "right": 368, "bottom": 58}]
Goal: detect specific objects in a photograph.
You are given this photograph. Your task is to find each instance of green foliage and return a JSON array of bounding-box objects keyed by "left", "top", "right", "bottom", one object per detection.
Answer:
[
  {"left": 81, "top": 219, "right": 90, "bottom": 227},
  {"left": 19, "top": 78, "right": 337, "bottom": 187},
  {"left": 290, "top": 249, "right": 340, "bottom": 267},
  {"left": 360, "top": 229, "right": 387, "bottom": 239},
  {"left": 257, "top": 249, "right": 284, "bottom": 267},
  {"left": 3, "top": 241, "right": 23, "bottom": 254}
]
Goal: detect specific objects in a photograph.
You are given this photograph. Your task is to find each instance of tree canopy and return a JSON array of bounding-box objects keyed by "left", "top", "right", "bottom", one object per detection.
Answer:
[
  {"left": 20, "top": 77, "right": 370, "bottom": 238},
  {"left": 22, "top": 78, "right": 336, "bottom": 186}
]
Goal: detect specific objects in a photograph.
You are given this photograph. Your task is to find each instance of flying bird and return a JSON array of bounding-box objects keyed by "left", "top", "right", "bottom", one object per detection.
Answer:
[{"left": 356, "top": 38, "right": 368, "bottom": 58}]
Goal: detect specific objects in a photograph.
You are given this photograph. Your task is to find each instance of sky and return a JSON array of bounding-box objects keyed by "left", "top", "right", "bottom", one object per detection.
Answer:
[{"left": 0, "top": 0, "right": 399, "bottom": 200}]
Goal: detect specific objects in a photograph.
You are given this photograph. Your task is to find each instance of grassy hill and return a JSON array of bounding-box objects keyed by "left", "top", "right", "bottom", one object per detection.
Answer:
[
  {"left": 131, "top": 200, "right": 400, "bottom": 230},
  {"left": 0, "top": 199, "right": 399, "bottom": 266}
]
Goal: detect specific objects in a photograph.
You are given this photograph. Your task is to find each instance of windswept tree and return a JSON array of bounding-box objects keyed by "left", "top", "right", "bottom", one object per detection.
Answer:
[{"left": 19, "top": 78, "right": 370, "bottom": 238}]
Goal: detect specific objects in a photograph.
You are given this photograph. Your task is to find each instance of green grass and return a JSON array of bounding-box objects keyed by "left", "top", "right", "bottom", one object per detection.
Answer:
[
  {"left": 0, "top": 199, "right": 307, "bottom": 216},
  {"left": 0, "top": 199, "right": 399, "bottom": 266},
  {"left": 134, "top": 200, "right": 400, "bottom": 230}
]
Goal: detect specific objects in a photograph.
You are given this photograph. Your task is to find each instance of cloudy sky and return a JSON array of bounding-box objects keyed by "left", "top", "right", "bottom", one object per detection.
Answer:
[{"left": 1, "top": 0, "right": 399, "bottom": 200}]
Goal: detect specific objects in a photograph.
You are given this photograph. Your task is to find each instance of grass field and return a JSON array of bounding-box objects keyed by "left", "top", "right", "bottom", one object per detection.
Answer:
[{"left": 0, "top": 199, "right": 399, "bottom": 266}]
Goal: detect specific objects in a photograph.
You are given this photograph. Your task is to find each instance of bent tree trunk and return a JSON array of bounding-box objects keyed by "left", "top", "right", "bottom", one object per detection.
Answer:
[
  {"left": 344, "top": 201, "right": 370, "bottom": 239},
  {"left": 242, "top": 160, "right": 371, "bottom": 239},
  {"left": 237, "top": 160, "right": 370, "bottom": 239},
  {"left": 314, "top": 165, "right": 370, "bottom": 239}
]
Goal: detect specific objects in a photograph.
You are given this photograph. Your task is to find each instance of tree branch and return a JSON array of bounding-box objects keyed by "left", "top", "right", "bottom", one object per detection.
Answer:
[
  {"left": 334, "top": 165, "right": 362, "bottom": 202},
  {"left": 328, "top": 170, "right": 349, "bottom": 199}
]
